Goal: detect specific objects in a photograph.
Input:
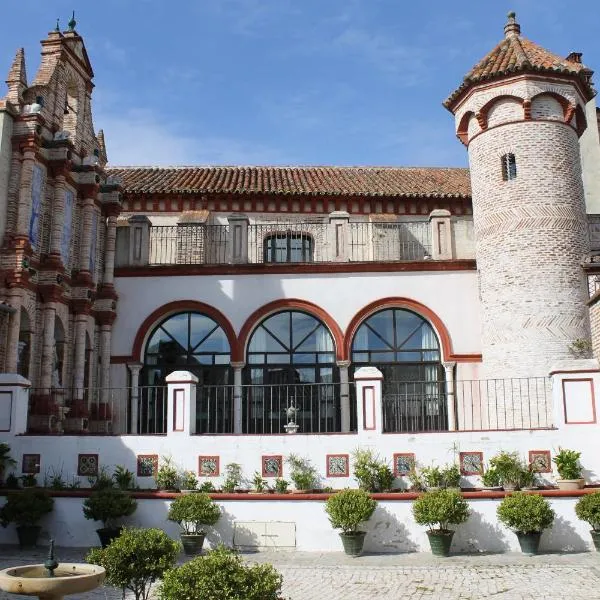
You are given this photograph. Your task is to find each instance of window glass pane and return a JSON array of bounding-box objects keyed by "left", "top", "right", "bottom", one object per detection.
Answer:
[
  {"left": 351, "top": 352, "right": 369, "bottom": 362},
  {"left": 196, "top": 327, "right": 230, "bottom": 353},
  {"left": 318, "top": 352, "right": 336, "bottom": 363},
  {"left": 367, "top": 310, "right": 394, "bottom": 346},
  {"left": 248, "top": 354, "right": 264, "bottom": 364},
  {"left": 267, "top": 354, "right": 291, "bottom": 364},
  {"left": 296, "top": 368, "right": 316, "bottom": 383},
  {"left": 189, "top": 313, "right": 219, "bottom": 350},
  {"left": 214, "top": 354, "right": 231, "bottom": 365},
  {"left": 147, "top": 328, "right": 171, "bottom": 354},
  {"left": 370, "top": 351, "right": 396, "bottom": 363},
  {"left": 293, "top": 353, "right": 317, "bottom": 364},
  {"left": 291, "top": 312, "right": 317, "bottom": 347},
  {"left": 160, "top": 313, "right": 189, "bottom": 349},
  {"left": 262, "top": 312, "right": 292, "bottom": 349},
  {"left": 395, "top": 352, "right": 423, "bottom": 362}
]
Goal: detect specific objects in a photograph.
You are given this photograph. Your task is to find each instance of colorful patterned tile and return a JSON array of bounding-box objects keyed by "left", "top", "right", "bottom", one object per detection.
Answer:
[
  {"left": 529, "top": 450, "right": 552, "bottom": 473},
  {"left": 22, "top": 454, "right": 41, "bottom": 474},
  {"left": 137, "top": 454, "right": 158, "bottom": 477},
  {"left": 77, "top": 453, "right": 99, "bottom": 477},
  {"left": 460, "top": 452, "right": 483, "bottom": 476},
  {"left": 393, "top": 453, "right": 415, "bottom": 477},
  {"left": 262, "top": 455, "right": 283, "bottom": 478},
  {"left": 198, "top": 456, "right": 220, "bottom": 477},
  {"left": 326, "top": 454, "right": 349, "bottom": 477}
]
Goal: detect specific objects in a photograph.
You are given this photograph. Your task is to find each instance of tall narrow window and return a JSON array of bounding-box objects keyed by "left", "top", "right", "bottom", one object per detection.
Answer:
[
  {"left": 264, "top": 232, "right": 313, "bottom": 263},
  {"left": 501, "top": 153, "right": 517, "bottom": 181}
]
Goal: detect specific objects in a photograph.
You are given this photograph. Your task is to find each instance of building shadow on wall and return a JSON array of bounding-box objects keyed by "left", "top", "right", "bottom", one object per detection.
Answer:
[
  {"left": 364, "top": 505, "right": 418, "bottom": 554},
  {"left": 544, "top": 514, "right": 588, "bottom": 553},
  {"left": 453, "top": 509, "right": 510, "bottom": 554}
]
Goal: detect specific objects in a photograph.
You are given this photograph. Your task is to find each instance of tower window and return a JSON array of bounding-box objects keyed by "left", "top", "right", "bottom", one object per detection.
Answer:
[{"left": 501, "top": 153, "right": 517, "bottom": 181}]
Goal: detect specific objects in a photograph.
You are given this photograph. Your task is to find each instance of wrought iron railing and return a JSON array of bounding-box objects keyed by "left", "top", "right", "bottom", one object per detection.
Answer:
[{"left": 149, "top": 224, "right": 229, "bottom": 265}]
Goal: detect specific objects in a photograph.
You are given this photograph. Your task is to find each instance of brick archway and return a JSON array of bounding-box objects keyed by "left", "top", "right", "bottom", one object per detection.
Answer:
[{"left": 237, "top": 299, "right": 344, "bottom": 362}]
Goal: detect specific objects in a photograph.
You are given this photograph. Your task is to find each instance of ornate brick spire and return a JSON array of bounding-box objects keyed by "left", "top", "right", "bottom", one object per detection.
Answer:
[
  {"left": 503, "top": 11, "right": 521, "bottom": 38},
  {"left": 5, "top": 48, "right": 27, "bottom": 105},
  {"left": 97, "top": 129, "right": 107, "bottom": 163}
]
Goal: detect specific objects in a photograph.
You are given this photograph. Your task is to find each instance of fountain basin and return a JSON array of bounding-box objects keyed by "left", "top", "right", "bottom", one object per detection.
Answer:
[{"left": 0, "top": 563, "right": 105, "bottom": 599}]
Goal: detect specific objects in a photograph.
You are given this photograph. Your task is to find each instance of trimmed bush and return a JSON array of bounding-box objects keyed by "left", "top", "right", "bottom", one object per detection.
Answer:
[
  {"left": 324, "top": 488, "right": 377, "bottom": 533},
  {"left": 158, "top": 546, "right": 282, "bottom": 600},
  {"left": 496, "top": 492, "right": 555, "bottom": 533},
  {"left": 553, "top": 448, "right": 582, "bottom": 480},
  {"left": 87, "top": 527, "right": 180, "bottom": 600},
  {"left": 0, "top": 488, "right": 53, "bottom": 527},
  {"left": 575, "top": 492, "right": 600, "bottom": 531},
  {"left": 412, "top": 489, "right": 470, "bottom": 533},
  {"left": 83, "top": 488, "right": 137, "bottom": 528},
  {"left": 167, "top": 492, "right": 221, "bottom": 534}
]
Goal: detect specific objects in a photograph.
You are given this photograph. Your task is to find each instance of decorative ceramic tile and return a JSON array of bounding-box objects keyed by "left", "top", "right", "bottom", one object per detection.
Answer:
[
  {"left": 393, "top": 453, "right": 415, "bottom": 477},
  {"left": 22, "top": 454, "right": 41, "bottom": 474},
  {"left": 137, "top": 455, "right": 158, "bottom": 477},
  {"left": 262, "top": 455, "right": 283, "bottom": 478},
  {"left": 326, "top": 454, "right": 349, "bottom": 477},
  {"left": 459, "top": 452, "right": 483, "bottom": 476},
  {"left": 77, "top": 453, "right": 99, "bottom": 477},
  {"left": 198, "top": 456, "right": 220, "bottom": 477},
  {"left": 529, "top": 450, "right": 552, "bottom": 473}
]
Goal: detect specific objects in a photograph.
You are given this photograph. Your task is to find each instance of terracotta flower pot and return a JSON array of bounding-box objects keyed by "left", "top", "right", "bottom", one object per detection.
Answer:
[{"left": 556, "top": 479, "right": 584, "bottom": 491}]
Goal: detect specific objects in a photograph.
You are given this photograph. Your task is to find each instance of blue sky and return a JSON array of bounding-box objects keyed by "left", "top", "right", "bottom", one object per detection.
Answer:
[{"left": 1, "top": 1, "right": 599, "bottom": 167}]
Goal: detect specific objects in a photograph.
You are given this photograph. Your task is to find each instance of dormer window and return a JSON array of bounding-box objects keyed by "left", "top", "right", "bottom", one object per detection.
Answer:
[{"left": 501, "top": 153, "right": 517, "bottom": 181}]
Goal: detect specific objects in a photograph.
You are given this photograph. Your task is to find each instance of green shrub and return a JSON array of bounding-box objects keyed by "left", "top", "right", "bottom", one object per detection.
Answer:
[
  {"left": 198, "top": 480, "right": 216, "bottom": 493},
  {"left": 20, "top": 474, "right": 37, "bottom": 488},
  {"left": 155, "top": 457, "right": 179, "bottom": 491},
  {"left": 412, "top": 489, "right": 470, "bottom": 533},
  {"left": 0, "top": 488, "right": 54, "bottom": 527},
  {"left": 87, "top": 527, "right": 180, "bottom": 600},
  {"left": 158, "top": 545, "right": 282, "bottom": 600},
  {"left": 180, "top": 471, "right": 198, "bottom": 491},
  {"left": 83, "top": 488, "right": 137, "bottom": 528},
  {"left": 89, "top": 466, "right": 115, "bottom": 490},
  {"left": 420, "top": 466, "right": 444, "bottom": 489},
  {"left": 251, "top": 472, "right": 267, "bottom": 492},
  {"left": 324, "top": 488, "right": 377, "bottom": 534},
  {"left": 496, "top": 492, "right": 555, "bottom": 533},
  {"left": 0, "top": 443, "right": 16, "bottom": 483},
  {"left": 352, "top": 448, "right": 394, "bottom": 492},
  {"left": 167, "top": 492, "right": 220, "bottom": 535},
  {"left": 481, "top": 466, "right": 501, "bottom": 488},
  {"left": 489, "top": 451, "right": 527, "bottom": 488},
  {"left": 575, "top": 492, "right": 600, "bottom": 531},
  {"left": 274, "top": 478, "right": 289, "bottom": 493},
  {"left": 222, "top": 463, "right": 243, "bottom": 493},
  {"left": 553, "top": 448, "right": 583, "bottom": 480},
  {"left": 113, "top": 466, "right": 136, "bottom": 490},
  {"left": 441, "top": 464, "right": 462, "bottom": 489},
  {"left": 287, "top": 454, "right": 318, "bottom": 491}
]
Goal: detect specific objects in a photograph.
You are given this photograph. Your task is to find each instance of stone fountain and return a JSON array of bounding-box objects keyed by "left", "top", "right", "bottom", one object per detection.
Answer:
[{"left": 0, "top": 541, "right": 105, "bottom": 600}]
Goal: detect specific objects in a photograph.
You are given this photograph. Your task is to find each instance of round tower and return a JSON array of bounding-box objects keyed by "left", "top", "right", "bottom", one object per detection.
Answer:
[{"left": 445, "top": 13, "right": 595, "bottom": 379}]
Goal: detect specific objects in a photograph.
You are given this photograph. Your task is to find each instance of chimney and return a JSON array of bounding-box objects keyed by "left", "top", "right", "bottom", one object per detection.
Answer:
[{"left": 566, "top": 52, "right": 583, "bottom": 64}]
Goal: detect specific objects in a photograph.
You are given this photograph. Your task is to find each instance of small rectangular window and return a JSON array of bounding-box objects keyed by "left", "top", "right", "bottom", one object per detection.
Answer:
[{"left": 501, "top": 153, "right": 517, "bottom": 181}]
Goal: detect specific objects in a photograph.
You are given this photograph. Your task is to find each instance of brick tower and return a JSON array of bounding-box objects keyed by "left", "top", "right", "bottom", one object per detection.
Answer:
[{"left": 445, "top": 13, "right": 595, "bottom": 378}]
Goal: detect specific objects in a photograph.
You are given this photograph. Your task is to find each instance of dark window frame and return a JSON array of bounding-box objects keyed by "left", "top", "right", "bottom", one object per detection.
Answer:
[
  {"left": 263, "top": 232, "right": 313, "bottom": 263},
  {"left": 501, "top": 153, "right": 517, "bottom": 181}
]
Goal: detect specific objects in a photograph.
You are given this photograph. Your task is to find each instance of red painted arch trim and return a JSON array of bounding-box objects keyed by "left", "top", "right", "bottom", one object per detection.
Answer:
[
  {"left": 344, "top": 297, "right": 454, "bottom": 363},
  {"left": 131, "top": 300, "right": 238, "bottom": 363},
  {"left": 237, "top": 299, "right": 345, "bottom": 362}
]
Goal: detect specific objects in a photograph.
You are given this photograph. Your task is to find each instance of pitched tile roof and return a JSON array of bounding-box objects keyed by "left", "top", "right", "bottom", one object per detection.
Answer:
[
  {"left": 445, "top": 13, "right": 595, "bottom": 109},
  {"left": 107, "top": 165, "right": 471, "bottom": 199}
]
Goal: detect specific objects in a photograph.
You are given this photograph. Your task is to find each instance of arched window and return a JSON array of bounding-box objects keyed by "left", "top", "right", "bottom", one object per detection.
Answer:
[
  {"left": 63, "top": 80, "right": 79, "bottom": 137},
  {"left": 142, "top": 311, "right": 232, "bottom": 433},
  {"left": 243, "top": 310, "right": 339, "bottom": 433},
  {"left": 351, "top": 308, "right": 446, "bottom": 432},
  {"left": 264, "top": 232, "right": 313, "bottom": 263}
]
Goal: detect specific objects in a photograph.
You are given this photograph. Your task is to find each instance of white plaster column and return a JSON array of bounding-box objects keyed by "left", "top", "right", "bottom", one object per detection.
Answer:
[
  {"left": 443, "top": 361, "right": 457, "bottom": 431},
  {"left": 354, "top": 366, "right": 383, "bottom": 437},
  {"left": 429, "top": 209, "right": 453, "bottom": 260},
  {"left": 15, "top": 149, "right": 35, "bottom": 237},
  {"left": 337, "top": 360, "right": 351, "bottom": 432},
  {"left": 103, "top": 214, "right": 118, "bottom": 285},
  {"left": 72, "top": 312, "right": 89, "bottom": 399},
  {"left": 0, "top": 374, "right": 31, "bottom": 434},
  {"left": 4, "top": 291, "right": 22, "bottom": 373},
  {"left": 227, "top": 214, "right": 249, "bottom": 264},
  {"left": 166, "top": 370, "right": 198, "bottom": 436},
  {"left": 39, "top": 303, "right": 57, "bottom": 391},
  {"left": 48, "top": 174, "right": 66, "bottom": 259},
  {"left": 78, "top": 198, "right": 96, "bottom": 273},
  {"left": 128, "top": 215, "right": 151, "bottom": 266},
  {"left": 231, "top": 362, "right": 245, "bottom": 433},
  {"left": 127, "top": 362, "right": 143, "bottom": 434},
  {"left": 328, "top": 211, "right": 350, "bottom": 262}
]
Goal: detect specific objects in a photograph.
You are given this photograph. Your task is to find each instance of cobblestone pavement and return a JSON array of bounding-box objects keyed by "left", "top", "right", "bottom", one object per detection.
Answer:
[{"left": 1, "top": 546, "right": 600, "bottom": 600}]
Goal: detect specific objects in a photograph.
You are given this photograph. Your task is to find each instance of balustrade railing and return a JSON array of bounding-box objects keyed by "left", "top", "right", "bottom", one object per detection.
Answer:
[{"left": 149, "top": 224, "right": 229, "bottom": 265}]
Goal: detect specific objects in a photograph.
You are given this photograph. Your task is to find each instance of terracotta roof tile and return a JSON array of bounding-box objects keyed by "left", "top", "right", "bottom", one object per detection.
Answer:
[
  {"left": 107, "top": 165, "right": 471, "bottom": 199},
  {"left": 445, "top": 13, "right": 595, "bottom": 109}
]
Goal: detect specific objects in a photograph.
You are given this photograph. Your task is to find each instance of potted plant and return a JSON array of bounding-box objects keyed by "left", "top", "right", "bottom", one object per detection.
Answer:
[
  {"left": 481, "top": 466, "right": 502, "bottom": 491},
  {"left": 412, "top": 489, "right": 470, "bottom": 556},
  {"left": 250, "top": 472, "right": 267, "bottom": 493},
  {"left": 198, "top": 480, "right": 216, "bottom": 493},
  {"left": 180, "top": 471, "right": 198, "bottom": 493},
  {"left": 222, "top": 463, "right": 244, "bottom": 493},
  {"left": 575, "top": 491, "right": 600, "bottom": 551},
  {"left": 83, "top": 488, "right": 138, "bottom": 547},
  {"left": 0, "top": 443, "right": 16, "bottom": 486},
  {"left": 553, "top": 448, "right": 584, "bottom": 490},
  {"left": 167, "top": 492, "right": 220, "bottom": 555},
  {"left": 274, "top": 478, "right": 289, "bottom": 494},
  {"left": 420, "top": 466, "right": 444, "bottom": 491},
  {"left": 441, "top": 464, "right": 462, "bottom": 490},
  {"left": 287, "top": 454, "right": 318, "bottom": 492},
  {"left": 158, "top": 546, "right": 282, "bottom": 600},
  {"left": 155, "top": 457, "right": 180, "bottom": 491},
  {"left": 497, "top": 492, "right": 555, "bottom": 555},
  {"left": 489, "top": 451, "right": 526, "bottom": 491},
  {"left": 87, "top": 528, "right": 180, "bottom": 600},
  {"left": 113, "top": 466, "right": 135, "bottom": 490},
  {"left": 0, "top": 488, "right": 54, "bottom": 548},
  {"left": 324, "top": 488, "right": 377, "bottom": 556},
  {"left": 352, "top": 448, "right": 395, "bottom": 492}
]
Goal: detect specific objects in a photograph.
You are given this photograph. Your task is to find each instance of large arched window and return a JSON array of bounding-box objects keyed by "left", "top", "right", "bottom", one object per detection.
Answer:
[
  {"left": 243, "top": 310, "right": 339, "bottom": 433},
  {"left": 142, "top": 311, "right": 232, "bottom": 433},
  {"left": 351, "top": 308, "right": 446, "bottom": 432}
]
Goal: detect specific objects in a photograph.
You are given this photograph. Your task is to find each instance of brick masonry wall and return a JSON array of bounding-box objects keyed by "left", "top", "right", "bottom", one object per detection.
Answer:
[
  {"left": 589, "top": 294, "right": 600, "bottom": 360},
  {"left": 469, "top": 118, "right": 590, "bottom": 378}
]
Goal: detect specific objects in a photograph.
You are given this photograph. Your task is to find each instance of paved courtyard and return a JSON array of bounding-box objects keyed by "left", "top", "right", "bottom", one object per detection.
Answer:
[{"left": 1, "top": 546, "right": 600, "bottom": 600}]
